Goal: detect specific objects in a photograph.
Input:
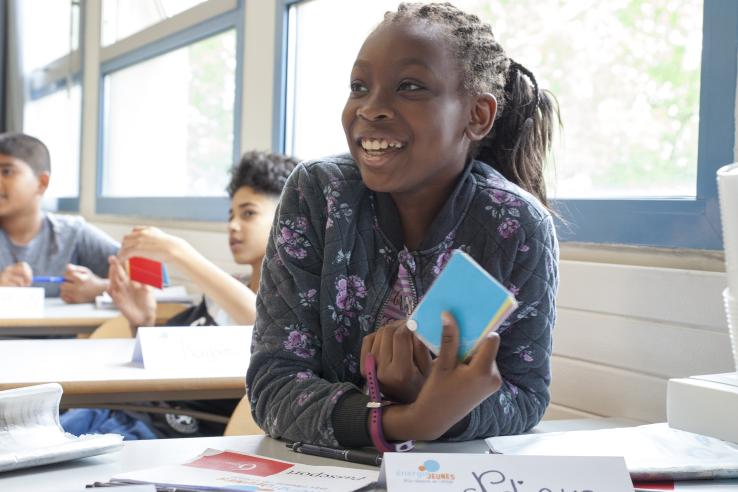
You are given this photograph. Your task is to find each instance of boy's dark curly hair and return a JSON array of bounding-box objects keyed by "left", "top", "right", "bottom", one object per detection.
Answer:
[
  {"left": 0, "top": 132, "right": 51, "bottom": 175},
  {"left": 227, "top": 151, "right": 299, "bottom": 198}
]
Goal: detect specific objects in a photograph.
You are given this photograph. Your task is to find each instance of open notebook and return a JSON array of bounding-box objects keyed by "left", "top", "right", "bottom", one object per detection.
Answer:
[{"left": 0, "top": 383, "right": 122, "bottom": 472}]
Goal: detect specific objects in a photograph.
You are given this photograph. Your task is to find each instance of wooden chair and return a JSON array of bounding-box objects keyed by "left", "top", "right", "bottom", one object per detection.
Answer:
[
  {"left": 88, "top": 315, "right": 133, "bottom": 339},
  {"left": 154, "top": 303, "right": 190, "bottom": 324},
  {"left": 224, "top": 395, "right": 264, "bottom": 436}
]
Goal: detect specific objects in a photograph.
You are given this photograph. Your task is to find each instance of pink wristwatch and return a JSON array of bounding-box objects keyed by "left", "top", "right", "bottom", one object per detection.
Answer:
[{"left": 364, "top": 352, "right": 414, "bottom": 453}]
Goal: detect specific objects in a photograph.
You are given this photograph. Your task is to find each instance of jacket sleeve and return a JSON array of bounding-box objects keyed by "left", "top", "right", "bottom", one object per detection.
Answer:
[
  {"left": 447, "top": 214, "right": 559, "bottom": 440},
  {"left": 246, "top": 164, "right": 364, "bottom": 447}
]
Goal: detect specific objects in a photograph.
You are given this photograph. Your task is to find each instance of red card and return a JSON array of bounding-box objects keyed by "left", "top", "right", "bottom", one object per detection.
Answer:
[
  {"left": 185, "top": 451, "right": 294, "bottom": 477},
  {"left": 128, "top": 257, "right": 164, "bottom": 289}
]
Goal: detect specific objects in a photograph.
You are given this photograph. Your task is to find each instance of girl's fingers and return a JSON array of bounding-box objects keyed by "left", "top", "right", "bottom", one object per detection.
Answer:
[
  {"left": 412, "top": 335, "right": 433, "bottom": 376},
  {"left": 360, "top": 333, "right": 376, "bottom": 377},
  {"left": 435, "top": 312, "right": 460, "bottom": 372},
  {"left": 374, "top": 324, "right": 395, "bottom": 363},
  {"left": 391, "top": 325, "right": 413, "bottom": 367},
  {"left": 470, "top": 332, "right": 500, "bottom": 371}
]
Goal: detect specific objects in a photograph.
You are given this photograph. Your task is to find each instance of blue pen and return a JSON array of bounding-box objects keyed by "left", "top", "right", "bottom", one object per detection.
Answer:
[{"left": 32, "top": 276, "right": 65, "bottom": 283}]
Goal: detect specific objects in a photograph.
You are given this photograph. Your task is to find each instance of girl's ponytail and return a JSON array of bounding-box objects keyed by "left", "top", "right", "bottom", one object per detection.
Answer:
[{"left": 474, "top": 60, "right": 560, "bottom": 210}]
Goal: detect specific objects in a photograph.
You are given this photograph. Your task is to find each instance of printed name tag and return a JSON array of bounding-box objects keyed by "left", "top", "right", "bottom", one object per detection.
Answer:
[
  {"left": 380, "top": 453, "right": 633, "bottom": 491},
  {"left": 131, "top": 325, "right": 252, "bottom": 373},
  {"left": 0, "top": 287, "right": 44, "bottom": 318}
]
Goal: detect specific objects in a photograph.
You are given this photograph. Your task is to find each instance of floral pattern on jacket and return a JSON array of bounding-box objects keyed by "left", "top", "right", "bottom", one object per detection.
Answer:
[{"left": 246, "top": 154, "right": 559, "bottom": 447}]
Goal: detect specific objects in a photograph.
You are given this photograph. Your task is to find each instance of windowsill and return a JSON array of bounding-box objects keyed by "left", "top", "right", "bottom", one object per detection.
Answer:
[
  {"left": 560, "top": 242, "right": 726, "bottom": 273},
  {"left": 83, "top": 213, "right": 230, "bottom": 233},
  {"left": 82, "top": 212, "right": 727, "bottom": 273}
]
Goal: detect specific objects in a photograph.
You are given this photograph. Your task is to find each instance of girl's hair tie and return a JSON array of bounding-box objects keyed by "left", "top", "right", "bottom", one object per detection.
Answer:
[{"left": 506, "top": 59, "right": 540, "bottom": 121}]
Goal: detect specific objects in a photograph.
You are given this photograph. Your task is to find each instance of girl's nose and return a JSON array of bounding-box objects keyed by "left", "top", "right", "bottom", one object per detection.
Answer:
[
  {"left": 228, "top": 218, "right": 240, "bottom": 232},
  {"left": 357, "top": 90, "right": 395, "bottom": 121}
]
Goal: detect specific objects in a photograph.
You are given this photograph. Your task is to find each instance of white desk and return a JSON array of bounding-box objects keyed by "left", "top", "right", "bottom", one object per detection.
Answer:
[
  {"left": 0, "top": 298, "right": 120, "bottom": 336},
  {"left": 0, "top": 419, "right": 632, "bottom": 491},
  {"left": 0, "top": 339, "right": 246, "bottom": 405}
]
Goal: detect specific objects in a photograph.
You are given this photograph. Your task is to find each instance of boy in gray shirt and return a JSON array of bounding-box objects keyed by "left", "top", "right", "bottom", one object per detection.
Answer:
[{"left": 0, "top": 133, "right": 118, "bottom": 301}]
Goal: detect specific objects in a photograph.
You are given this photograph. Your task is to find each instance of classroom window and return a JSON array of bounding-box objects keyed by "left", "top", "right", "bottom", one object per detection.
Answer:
[
  {"left": 20, "top": 0, "right": 80, "bottom": 71},
  {"left": 18, "top": 0, "right": 82, "bottom": 210},
  {"left": 96, "top": 0, "right": 243, "bottom": 220},
  {"left": 101, "top": 30, "right": 236, "bottom": 198},
  {"left": 101, "top": 0, "right": 208, "bottom": 46},
  {"left": 24, "top": 84, "right": 82, "bottom": 203},
  {"left": 280, "top": 0, "right": 735, "bottom": 249}
]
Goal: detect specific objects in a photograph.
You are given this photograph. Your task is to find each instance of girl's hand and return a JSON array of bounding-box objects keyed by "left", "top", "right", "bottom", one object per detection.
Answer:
[
  {"left": 382, "top": 311, "right": 502, "bottom": 441},
  {"left": 107, "top": 256, "right": 156, "bottom": 328},
  {"left": 360, "top": 320, "right": 432, "bottom": 403},
  {"left": 118, "top": 226, "right": 190, "bottom": 265},
  {"left": 0, "top": 261, "right": 32, "bottom": 287}
]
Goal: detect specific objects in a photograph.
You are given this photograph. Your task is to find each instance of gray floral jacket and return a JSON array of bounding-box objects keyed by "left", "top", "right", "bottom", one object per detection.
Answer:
[{"left": 246, "top": 154, "right": 559, "bottom": 448}]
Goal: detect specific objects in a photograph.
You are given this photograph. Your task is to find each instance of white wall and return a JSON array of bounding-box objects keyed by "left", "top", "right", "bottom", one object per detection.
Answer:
[
  {"left": 545, "top": 260, "right": 734, "bottom": 421},
  {"left": 81, "top": 0, "right": 736, "bottom": 422}
]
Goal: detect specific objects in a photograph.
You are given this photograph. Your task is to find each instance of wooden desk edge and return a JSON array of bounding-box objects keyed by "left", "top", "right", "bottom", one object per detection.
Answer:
[{"left": 0, "top": 378, "right": 247, "bottom": 405}]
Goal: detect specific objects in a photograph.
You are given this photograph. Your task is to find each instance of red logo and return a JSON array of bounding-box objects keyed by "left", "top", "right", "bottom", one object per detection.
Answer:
[{"left": 186, "top": 451, "right": 294, "bottom": 477}]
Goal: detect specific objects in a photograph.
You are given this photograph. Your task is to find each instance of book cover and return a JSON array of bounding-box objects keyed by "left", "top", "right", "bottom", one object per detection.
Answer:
[{"left": 408, "top": 249, "right": 518, "bottom": 361}]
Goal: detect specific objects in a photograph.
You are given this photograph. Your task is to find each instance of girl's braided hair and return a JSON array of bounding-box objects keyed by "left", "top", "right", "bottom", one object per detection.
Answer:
[{"left": 382, "top": 2, "right": 561, "bottom": 209}]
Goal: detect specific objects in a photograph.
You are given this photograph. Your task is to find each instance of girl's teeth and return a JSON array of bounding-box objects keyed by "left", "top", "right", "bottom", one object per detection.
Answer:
[{"left": 361, "top": 139, "right": 403, "bottom": 151}]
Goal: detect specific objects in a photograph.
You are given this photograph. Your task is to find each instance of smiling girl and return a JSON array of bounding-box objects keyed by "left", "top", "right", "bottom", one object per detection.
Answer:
[{"left": 247, "top": 2, "right": 560, "bottom": 449}]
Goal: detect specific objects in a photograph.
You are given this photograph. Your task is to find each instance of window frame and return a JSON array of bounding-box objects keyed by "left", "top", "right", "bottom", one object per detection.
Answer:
[
  {"left": 275, "top": 0, "right": 736, "bottom": 251},
  {"left": 95, "top": 0, "right": 244, "bottom": 221}
]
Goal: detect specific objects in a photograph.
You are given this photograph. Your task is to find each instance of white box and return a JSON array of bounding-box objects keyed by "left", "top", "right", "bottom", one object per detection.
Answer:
[
  {"left": 0, "top": 287, "right": 44, "bottom": 318},
  {"left": 667, "top": 373, "right": 738, "bottom": 444}
]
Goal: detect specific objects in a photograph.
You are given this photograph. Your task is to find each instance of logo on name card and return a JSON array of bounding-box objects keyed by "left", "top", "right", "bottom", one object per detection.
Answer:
[
  {"left": 186, "top": 451, "right": 293, "bottom": 477},
  {"left": 394, "top": 459, "right": 456, "bottom": 483}
]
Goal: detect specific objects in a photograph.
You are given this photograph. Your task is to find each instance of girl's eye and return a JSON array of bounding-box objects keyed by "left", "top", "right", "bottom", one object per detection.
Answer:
[
  {"left": 350, "top": 81, "right": 368, "bottom": 93},
  {"left": 241, "top": 210, "right": 256, "bottom": 218},
  {"left": 398, "top": 81, "right": 424, "bottom": 92}
]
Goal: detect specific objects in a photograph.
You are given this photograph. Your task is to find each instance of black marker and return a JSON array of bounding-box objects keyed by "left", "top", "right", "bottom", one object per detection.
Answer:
[{"left": 288, "top": 442, "right": 382, "bottom": 467}]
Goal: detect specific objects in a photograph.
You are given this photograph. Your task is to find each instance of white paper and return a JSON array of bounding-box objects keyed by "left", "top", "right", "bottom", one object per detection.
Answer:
[
  {"left": 113, "top": 448, "right": 378, "bottom": 492},
  {"left": 0, "top": 383, "right": 123, "bottom": 472},
  {"left": 486, "top": 423, "right": 738, "bottom": 480},
  {"left": 380, "top": 453, "right": 632, "bottom": 491},
  {"left": 691, "top": 372, "right": 738, "bottom": 387},
  {"left": 0, "top": 287, "right": 44, "bottom": 318},
  {"left": 130, "top": 325, "right": 252, "bottom": 373},
  {"left": 718, "top": 163, "right": 738, "bottom": 296}
]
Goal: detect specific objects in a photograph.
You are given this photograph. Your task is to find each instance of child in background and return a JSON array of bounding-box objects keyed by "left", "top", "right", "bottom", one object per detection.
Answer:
[
  {"left": 61, "top": 151, "right": 297, "bottom": 439},
  {"left": 109, "top": 150, "right": 298, "bottom": 331},
  {"left": 0, "top": 132, "right": 118, "bottom": 302},
  {"left": 247, "top": 2, "right": 560, "bottom": 449}
]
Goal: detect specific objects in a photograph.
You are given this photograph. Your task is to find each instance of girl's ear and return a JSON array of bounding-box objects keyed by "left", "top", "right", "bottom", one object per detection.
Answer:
[{"left": 465, "top": 93, "right": 497, "bottom": 142}]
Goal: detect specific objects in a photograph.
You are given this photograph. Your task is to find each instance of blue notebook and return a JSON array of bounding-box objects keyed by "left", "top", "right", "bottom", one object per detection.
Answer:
[{"left": 407, "top": 250, "right": 518, "bottom": 361}]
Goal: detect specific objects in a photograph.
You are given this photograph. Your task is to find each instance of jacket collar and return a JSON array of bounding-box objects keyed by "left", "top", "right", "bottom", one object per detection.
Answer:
[{"left": 372, "top": 162, "right": 476, "bottom": 254}]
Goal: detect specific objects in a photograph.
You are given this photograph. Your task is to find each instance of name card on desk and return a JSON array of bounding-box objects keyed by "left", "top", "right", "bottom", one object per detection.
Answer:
[
  {"left": 0, "top": 287, "right": 44, "bottom": 318},
  {"left": 380, "top": 453, "right": 633, "bottom": 491},
  {"left": 131, "top": 325, "right": 252, "bottom": 373}
]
